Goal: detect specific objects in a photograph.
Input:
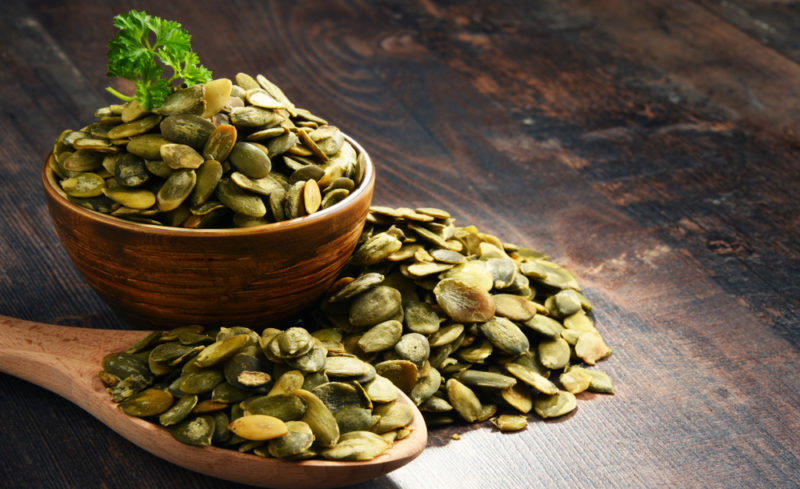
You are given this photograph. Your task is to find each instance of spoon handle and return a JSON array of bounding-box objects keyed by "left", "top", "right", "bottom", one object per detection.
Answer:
[{"left": 0, "top": 315, "right": 139, "bottom": 405}]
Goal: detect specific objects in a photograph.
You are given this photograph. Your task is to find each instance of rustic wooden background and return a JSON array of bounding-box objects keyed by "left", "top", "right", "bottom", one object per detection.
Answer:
[{"left": 1, "top": 1, "right": 798, "bottom": 488}]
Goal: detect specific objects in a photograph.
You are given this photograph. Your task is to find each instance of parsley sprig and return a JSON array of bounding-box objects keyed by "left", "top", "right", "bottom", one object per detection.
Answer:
[{"left": 106, "top": 10, "right": 212, "bottom": 110}]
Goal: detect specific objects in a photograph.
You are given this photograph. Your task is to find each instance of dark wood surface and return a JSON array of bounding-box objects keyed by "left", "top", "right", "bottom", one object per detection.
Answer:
[{"left": 1, "top": 1, "right": 798, "bottom": 488}]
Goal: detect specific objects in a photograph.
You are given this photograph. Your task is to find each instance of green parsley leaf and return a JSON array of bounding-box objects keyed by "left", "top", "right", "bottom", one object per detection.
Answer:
[{"left": 106, "top": 10, "right": 212, "bottom": 109}]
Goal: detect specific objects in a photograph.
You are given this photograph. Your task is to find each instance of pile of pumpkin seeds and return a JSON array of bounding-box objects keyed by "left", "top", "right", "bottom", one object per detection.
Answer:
[
  {"left": 100, "top": 324, "right": 415, "bottom": 460},
  {"left": 310, "top": 206, "right": 614, "bottom": 430},
  {"left": 51, "top": 73, "right": 366, "bottom": 228}
]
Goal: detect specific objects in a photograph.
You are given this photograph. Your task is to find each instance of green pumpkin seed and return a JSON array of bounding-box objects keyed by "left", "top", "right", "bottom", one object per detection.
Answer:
[
  {"left": 107, "top": 114, "right": 161, "bottom": 139},
  {"left": 230, "top": 171, "right": 284, "bottom": 197},
  {"left": 434, "top": 278, "right": 496, "bottom": 323},
  {"left": 229, "top": 142, "right": 271, "bottom": 178},
  {"left": 563, "top": 310, "right": 596, "bottom": 332},
  {"left": 194, "top": 334, "right": 252, "bottom": 368},
  {"left": 505, "top": 362, "right": 558, "bottom": 395},
  {"left": 268, "top": 421, "right": 315, "bottom": 458},
  {"left": 285, "top": 345, "right": 328, "bottom": 373},
  {"left": 537, "top": 337, "right": 571, "bottom": 370},
  {"left": 60, "top": 172, "right": 106, "bottom": 198},
  {"left": 374, "top": 360, "right": 418, "bottom": 394},
  {"left": 119, "top": 388, "right": 173, "bottom": 417},
  {"left": 216, "top": 177, "right": 267, "bottom": 218},
  {"left": 189, "top": 160, "right": 223, "bottom": 206},
  {"left": 533, "top": 390, "right": 577, "bottom": 419},
  {"left": 169, "top": 415, "right": 215, "bottom": 446},
  {"left": 574, "top": 331, "right": 611, "bottom": 365},
  {"left": 159, "top": 394, "right": 199, "bottom": 426},
  {"left": 524, "top": 315, "right": 564, "bottom": 338},
  {"left": 571, "top": 366, "right": 614, "bottom": 394},
  {"left": 358, "top": 320, "right": 403, "bottom": 353},
  {"left": 312, "top": 382, "right": 368, "bottom": 413},
  {"left": 157, "top": 169, "right": 196, "bottom": 212},
  {"left": 127, "top": 133, "right": 171, "bottom": 159},
  {"left": 161, "top": 143, "right": 204, "bottom": 170},
  {"left": 266, "top": 131, "right": 299, "bottom": 156},
  {"left": 348, "top": 286, "right": 402, "bottom": 329},
  {"left": 321, "top": 431, "right": 391, "bottom": 461},
  {"left": 363, "top": 375, "right": 399, "bottom": 403},
  {"left": 394, "top": 333, "right": 430, "bottom": 367},
  {"left": 559, "top": 367, "right": 593, "bottom": 394},
  {"left": 409, "top": 365, "right": 442, "bottom": 405},
  {"left": 202, "top": 123, "right": 237, "bottom": 161},
  {"left": 246, "top": 394, "right": 307, "bottom": 421},
  {"left": 230, "top": 106, "right": 277, "bottom": 127},
  {"left": 402, "top": 301, "right": 441, "bottom": 335},
  {"left": 144, "top": 159, "right": 174, "bottom": 178},
  {"left": 350, "top": 233, "right": 403, "bottom": 267},
  {"left": 328, "top": 273, "right": 384, "bottom": 303},
  {"left": 479, "top": 317, "right": 529, "bottom": 355},
  {"left": 321, "top": 188, "right": 350, "bottom": 209},
  {"left": 102, "top": 187, "right": 155, "bottom": 209},
  {"left": 268, "top": 370, "right": 305, "bottom": 397},
  {"left": 428, "top": 324, "right": 465, "bottom": 348},
  {"left": 160, "top": 114, "right": 216, "bottom": 149},
  {"left": 446, "top": 378, "right": 482, "bottom": 423},
  {"left": 493, "top": 294, "right": 538, "bottom": 322},
  {"left": 63, "top": 150, "right": 104, "bottom": 172},
  {"left": 179, "top": 369, "right": 224, "bottom": 394},
  {"left": 456, "top": 369, "right": 516, "bottom": 390},
  {"left": 294, "top": 389, "right": 340, "bottom": 448},
  {"left": 500, "top": 382, "right": 533, "bottom": 413},
  {"left": 155, "top": 85, "right": 205, "bottom": 116},
  {"left": 490, "top": 414, "right": 527, "bottom": 432},
  {"left": 325, "top": 356, "right": 373, "bottom": 378}
]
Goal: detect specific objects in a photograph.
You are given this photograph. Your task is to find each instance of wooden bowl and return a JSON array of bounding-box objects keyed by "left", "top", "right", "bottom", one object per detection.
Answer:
[{"left": 42, "top": 135, "right": 374, "bottom": 329}]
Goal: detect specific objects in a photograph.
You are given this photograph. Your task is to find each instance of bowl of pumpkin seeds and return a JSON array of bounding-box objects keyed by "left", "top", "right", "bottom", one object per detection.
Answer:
[{"left": 43, "top": 72, "right": 375, "bottom": 329}]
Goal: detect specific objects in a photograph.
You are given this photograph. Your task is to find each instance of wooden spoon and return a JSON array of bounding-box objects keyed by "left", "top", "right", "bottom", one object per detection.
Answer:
[{"left": 0, "top": 315, "right": 427, "bottom": 489}]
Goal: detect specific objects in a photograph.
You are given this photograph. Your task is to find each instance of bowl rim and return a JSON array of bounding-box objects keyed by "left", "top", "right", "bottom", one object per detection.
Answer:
[{"left": 43, "top": 133, "right": 375, "bottom": 237}]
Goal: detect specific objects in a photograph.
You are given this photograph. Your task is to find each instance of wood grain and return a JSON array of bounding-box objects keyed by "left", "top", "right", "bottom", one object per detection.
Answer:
[{"left": 1, "top": 1, "right": 798, "bottom": 488}]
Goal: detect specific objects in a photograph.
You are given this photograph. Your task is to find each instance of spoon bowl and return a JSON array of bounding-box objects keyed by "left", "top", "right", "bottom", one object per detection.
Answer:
[{"left": 0, "top": 315, "right": 427, "bottom": 489}]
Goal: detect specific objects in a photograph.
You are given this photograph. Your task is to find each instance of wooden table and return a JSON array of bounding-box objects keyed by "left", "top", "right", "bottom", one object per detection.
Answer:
[{"left": 1, "top": 1, "right": 798, "bottom": 487}]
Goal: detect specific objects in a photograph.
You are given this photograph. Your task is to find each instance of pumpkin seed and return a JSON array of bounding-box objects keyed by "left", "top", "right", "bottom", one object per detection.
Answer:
[
  {"left": 358, "top": 320, "right": 403, "bottom": 353},
  {"left": 246, "top": 394, "right": 307, "bottom": 420},
  {"left": 559, "top": 367, "right": 593, "bottom": 394},
  {"left": 538, "top": 337, "right": 571, "bottom": 370},
  {"left": 159, "top": 394, "right": 199, "bottom": 426},
  {"left": 157, "top": 169, "right": 196, "bottom": 211},
  {"left": 348, "top": 286, "right": 402, "bottom": 329},
  {"left": 202, "top": 123, "right": 237, "bottom": 161},
  {"left": 169, "top": 415, "right": 215, "bottom": 446},
  {"left": 321, "top": 431, "right": 391, "bottom": 461},
  {"left": 161, "top": 143, "right": 204, "bottom": 170},
  {"left": 229, "top": 142, "right": 271, "bottom": 179},
  {"left": 479, "top": 317, "right": 529, "bottom": 355},
  {"left": 102, "top": 187, "right": 155, "bottom": 209},
  {"left": 195, "top": 334, "right": 252, "bottom": 368},
  {"left": 268, "top": 421, "right": 315, "bottom": 458},
  {"left": 434, "top": 278, "right": 496, "bottom": 323},
  {"left": 294, "top": 389, "right": 340, "bottom": 448},
  {"left": 533, "top": 390, "right": 577, "bottom": 419},
  {"left": 505, "top": 362, "right": 558, "bottom": 395},
  {"left": 119, "top": 388, "right": 173, "bottom": 417},
  {"left": 490, "top": 414, "right": 527, "bottom": 432},
  {"left": 446, "top": 378, "right": 483, "bottom": 423},
  {"left": 229, "top": 414, "right": 288, "bottom": 441},
  {"left": 60, "top": 173, "right": 106, "bottom": 198},
  {"left": 216, "top": 177, "right": 267, "bottom": 218},
  {"left": 574, "top": 331, "right": 612, "bottom": 365},
  {"left": 160, "top": 114, "right": 216, "bottom": 150}
]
